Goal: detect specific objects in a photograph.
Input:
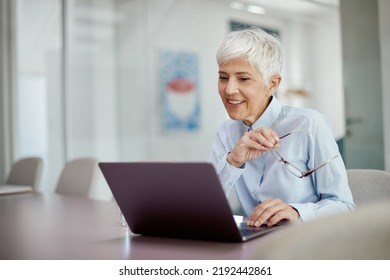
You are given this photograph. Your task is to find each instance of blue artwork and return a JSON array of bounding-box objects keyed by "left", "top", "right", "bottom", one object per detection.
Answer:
[{"left": 160, "top": 50, "right": 200, "bottom": 131}]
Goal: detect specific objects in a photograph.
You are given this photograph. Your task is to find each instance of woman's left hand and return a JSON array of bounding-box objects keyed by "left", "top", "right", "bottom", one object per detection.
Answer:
[{"left": 247, "top": 197, "right": 299, "bottom": 227}]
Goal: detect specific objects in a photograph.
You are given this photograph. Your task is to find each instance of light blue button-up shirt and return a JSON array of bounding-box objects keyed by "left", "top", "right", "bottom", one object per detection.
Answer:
[{"left": 208, "top": 97, "right": 355, "bottom": 222}]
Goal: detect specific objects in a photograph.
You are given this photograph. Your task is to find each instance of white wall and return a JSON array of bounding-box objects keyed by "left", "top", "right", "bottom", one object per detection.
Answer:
[{"left": 309, "top": 15, "right": 345, "bottom": 140}]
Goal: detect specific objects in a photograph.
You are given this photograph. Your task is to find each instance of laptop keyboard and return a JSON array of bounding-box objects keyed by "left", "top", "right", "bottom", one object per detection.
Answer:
[{"left": 238, "top": 221, "right": 286, "bottom": 236}]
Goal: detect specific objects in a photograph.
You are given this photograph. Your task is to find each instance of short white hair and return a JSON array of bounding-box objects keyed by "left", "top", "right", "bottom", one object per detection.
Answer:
[{"left": 216, "top": 28, "right": 283, "bottom": 87}]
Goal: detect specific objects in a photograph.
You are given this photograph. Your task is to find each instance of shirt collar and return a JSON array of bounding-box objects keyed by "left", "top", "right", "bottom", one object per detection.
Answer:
[{"left": 244, "top": 96, "right": 282, "bottom": 131}]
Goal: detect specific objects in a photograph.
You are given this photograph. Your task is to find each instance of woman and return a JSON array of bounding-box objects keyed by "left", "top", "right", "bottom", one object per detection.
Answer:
[{"left": 208, "top": 28, "right": 355, "bottom": 227}]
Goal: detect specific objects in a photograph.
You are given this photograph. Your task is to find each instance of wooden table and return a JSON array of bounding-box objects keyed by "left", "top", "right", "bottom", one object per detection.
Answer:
[
  {"left": 0, "top": 193, "right": 271, "bottom": 259},
  {"left": 3, "top": 193, "right": 388, "bottom": 260}
]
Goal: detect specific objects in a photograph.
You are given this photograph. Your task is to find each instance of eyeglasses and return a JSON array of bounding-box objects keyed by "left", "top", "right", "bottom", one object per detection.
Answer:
[{"left": 270, "top": 130, "right": 339, "bottom": 178}]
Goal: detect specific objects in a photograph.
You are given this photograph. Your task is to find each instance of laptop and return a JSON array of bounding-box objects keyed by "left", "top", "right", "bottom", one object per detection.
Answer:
[{"left": 99, "top": 162, "right": 287, "bottom": 242}]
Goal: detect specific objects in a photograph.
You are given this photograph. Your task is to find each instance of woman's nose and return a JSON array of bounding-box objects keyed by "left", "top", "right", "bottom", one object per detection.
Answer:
[{"left": 225, "top": 80, "right": 239, "bottom": 95}]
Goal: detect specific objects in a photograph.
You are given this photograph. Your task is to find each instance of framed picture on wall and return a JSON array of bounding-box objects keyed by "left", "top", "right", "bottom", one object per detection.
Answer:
[{"left": 160, "top": 50, "right": 200, "bottom": 132}]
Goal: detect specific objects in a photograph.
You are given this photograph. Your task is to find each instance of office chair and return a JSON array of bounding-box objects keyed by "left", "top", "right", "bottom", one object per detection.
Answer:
[
  {"left": 1, "top": 157, "right": 43, "bottom": 193},
  {"left": 347, "top": 169, "right": 390, "bottom": 207},
  {"left": 55, "top": 157, "right": 99, "bottom": 198}
]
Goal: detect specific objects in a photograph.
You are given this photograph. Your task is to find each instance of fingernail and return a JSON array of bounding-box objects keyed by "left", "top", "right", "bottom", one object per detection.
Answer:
[{"left": 254, "top": 221, "right": 260, "bottom": 227}]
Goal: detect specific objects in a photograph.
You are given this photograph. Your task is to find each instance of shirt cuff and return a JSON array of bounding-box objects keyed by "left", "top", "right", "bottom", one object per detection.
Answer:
[
  {"left": 289, "top": 203, "right": 317, "bottom": 223},
  {"left": 217, "top": 153, "right": 245, "bottom": 192}
]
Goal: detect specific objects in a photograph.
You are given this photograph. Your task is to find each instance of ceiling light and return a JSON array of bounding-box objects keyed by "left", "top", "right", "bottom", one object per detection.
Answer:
[
  {"left": 247, "top": 5, "right": 266, "bottom": 15},
  {"left": 230, "top": 2, "right": 245, "bottom": 10}
]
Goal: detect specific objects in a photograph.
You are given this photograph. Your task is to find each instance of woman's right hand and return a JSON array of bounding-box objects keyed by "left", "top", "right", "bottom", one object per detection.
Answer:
[{"left": 227, "top": 127, "right": 279, "bottom": 168}]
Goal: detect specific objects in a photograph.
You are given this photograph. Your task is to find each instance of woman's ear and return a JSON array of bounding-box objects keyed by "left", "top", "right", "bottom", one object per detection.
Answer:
[{"left": 268, "top": 75, "right": 282, "bottom": 96}]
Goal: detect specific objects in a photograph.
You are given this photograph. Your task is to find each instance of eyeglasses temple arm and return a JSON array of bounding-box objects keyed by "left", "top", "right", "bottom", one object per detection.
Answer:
[{"left": 303, "top": 154, "right": 340, "bottom": 177}]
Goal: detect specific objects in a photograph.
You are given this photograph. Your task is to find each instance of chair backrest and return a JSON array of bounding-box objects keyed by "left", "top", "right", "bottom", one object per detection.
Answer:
[
  {"left": 347, "top": 169, "right": 390, "bottom": 207},
  {"left": 5, "top": 157, "right": 43, "bottom": 191},
  {"left": 55, "top": 157, "right": 99, "bottom": 197}
]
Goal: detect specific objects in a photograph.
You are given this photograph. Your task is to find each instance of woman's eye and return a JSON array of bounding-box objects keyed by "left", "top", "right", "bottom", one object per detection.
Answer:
[
  {"left": 240, "top": 77, "right": 250, "bottom": 81},
  {"left": 218, "top": 76, "right": 228, "bottom": 80}
]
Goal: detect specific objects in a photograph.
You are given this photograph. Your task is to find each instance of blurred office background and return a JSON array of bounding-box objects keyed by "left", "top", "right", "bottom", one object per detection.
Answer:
[{"left": 0, "top": 0, "right": 389, "bottom": 200}]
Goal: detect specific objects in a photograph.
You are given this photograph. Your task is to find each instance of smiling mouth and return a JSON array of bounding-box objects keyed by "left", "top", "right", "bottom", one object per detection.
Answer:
[{"left": 228, "top": 99, "right": 244, "bottom": 105}]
